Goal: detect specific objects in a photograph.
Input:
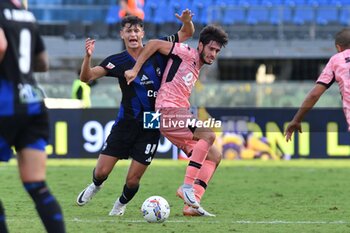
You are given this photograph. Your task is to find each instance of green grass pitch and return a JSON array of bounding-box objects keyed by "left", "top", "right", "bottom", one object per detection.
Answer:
[{"left": 2, "top": 159, "right": 350, "bottom": 233}]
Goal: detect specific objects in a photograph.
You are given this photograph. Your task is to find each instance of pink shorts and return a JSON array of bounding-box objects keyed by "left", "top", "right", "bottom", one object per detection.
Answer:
[{"left": 159, "top": 108, "right": 197, "bottom": 155}]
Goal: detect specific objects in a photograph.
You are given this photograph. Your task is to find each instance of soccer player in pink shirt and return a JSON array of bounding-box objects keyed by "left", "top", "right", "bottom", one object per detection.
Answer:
[
  {"left": 285, "top": 28, "right": 350, "bottom": 140},
  {"left": 125, "top": 25, "right": 228, "bottom": 212}
]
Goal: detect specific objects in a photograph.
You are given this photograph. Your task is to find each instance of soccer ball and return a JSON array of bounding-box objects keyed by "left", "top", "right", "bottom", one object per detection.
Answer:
[{"left": 141, "top": 196, "right": 170, "bottom": 223}]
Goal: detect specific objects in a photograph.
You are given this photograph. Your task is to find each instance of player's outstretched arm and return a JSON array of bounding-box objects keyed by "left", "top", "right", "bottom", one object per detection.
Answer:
[
  {"left": 80, "top": 38, "right": 106, "bottom": 83},
  {"left": 125, "top": 39, "right": 173, "bottom": 85},
  {"left": 176, "top": 9, "right": 194, "bottom": 42},
  {"left": 0, "top": 28, "right": 8, "bottom": 62},
  {"left": 285, "top": 83, "right": 327, "bottom": 141}
]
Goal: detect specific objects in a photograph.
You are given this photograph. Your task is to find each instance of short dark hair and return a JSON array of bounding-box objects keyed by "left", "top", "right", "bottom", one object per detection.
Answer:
[
  {"left": 199, "top": 25, "right": 228, "bottom": 48},
  {"left": 121, "top": 15, "right": 144, "bottom": 29},
  {"left": 335, "top": 28, "right": 350, "bottom": 48}
]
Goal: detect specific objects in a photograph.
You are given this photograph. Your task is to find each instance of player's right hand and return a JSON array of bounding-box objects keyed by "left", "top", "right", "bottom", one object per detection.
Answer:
[
  {"left": 124, "top": 69, "right": 137, "bottom": 85},
  {"left": 285, "top": 121, "right": 302, "bottom": 142},
  {"left": 85, "top": 38, "right": 95, "bottom": 56},
  {"left": 176, "top": 9, "right": 194, "bottom": 23}
]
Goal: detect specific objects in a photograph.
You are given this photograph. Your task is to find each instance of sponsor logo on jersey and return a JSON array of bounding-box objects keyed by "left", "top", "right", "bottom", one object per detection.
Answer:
[
  {"left": 180, "top": 43, "right": 189, "bottom": 51},
  {"left": 106, "top": 62, "right": 115, "bottom": 69},
  {"left": 141, "top": 75, "right": 148, "bottom": 81},
  {"left": 18, "top": 84, "right": 44, "bottom": 104},
  {"left": 147, "top": 90, "right": 157, "bottom": 98},
  {"left": 156, "top": 67, "right": 161, "bottom": 77},
  {"left": 140, "top": 75, "right": 154, "bottom": 85}
]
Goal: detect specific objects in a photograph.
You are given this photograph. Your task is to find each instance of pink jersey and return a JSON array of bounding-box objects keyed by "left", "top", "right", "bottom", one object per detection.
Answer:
[
  {"left": 317, "top": 49, "right": 350, "bottom": 130},
  {"left": 155, "top": 43, "right": 200, "bottom": 109}
]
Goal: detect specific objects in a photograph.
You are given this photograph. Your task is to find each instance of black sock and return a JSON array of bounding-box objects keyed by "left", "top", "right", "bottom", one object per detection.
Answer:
[
  {"left": 119, "top": 184, "right": 139, "bottom": 204},
  {"left": 194, "top": 179, "right": 208, "bottom": 190},
  {"left": 92, "top": 168, "right": 108, "bottom": 186},
  {"left": 23, "top": 181, "right": 65, "bottom": 233},
  {"left": 0, "top": 200, "right": 8, "bottom": 233}
]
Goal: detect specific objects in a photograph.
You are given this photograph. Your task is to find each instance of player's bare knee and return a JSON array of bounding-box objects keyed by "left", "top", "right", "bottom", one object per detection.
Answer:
[
  {"left": 207, "top": 149, "right": 222, "bottom": 165},
  {"left": 126, "top": 179, "right": 140, "bottom": 189},
  {"left": 211, "top": 151, "right": 222, "bottom": 165},
  {"left": 126, "top": 175, "right": 142, "bottom": 188},
  {"left": 204, "top": 132, "right": 216, "bottom": 145},
  {"left": 215, "top": 153, "right": 222, "bottom": 165},
  {"left": 94, "top": 167, "right": 109, "bottom": 180}
]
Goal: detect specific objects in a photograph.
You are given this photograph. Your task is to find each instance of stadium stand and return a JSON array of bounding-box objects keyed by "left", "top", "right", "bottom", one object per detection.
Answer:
[
  {"left": 27, "top": 0, "right": 350, "bottom": 40},
  {"left": 64, "top": 21, "right": 85, "bottom": 39},
  {"left": 339, "top": 7, "right": 350, "bottom": 25},
  {"left": 25, "top": 0, "right": 349, "bottom": 108}
]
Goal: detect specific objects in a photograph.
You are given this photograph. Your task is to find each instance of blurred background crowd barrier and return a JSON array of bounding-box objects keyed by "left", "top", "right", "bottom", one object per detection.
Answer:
[{"left": 46, "top": 108, "right": 350, "bottom": 159}]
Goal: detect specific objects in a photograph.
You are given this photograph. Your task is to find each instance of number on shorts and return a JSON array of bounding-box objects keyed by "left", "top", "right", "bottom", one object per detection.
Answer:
[{"left": 145, "top": 144, "right": 157, "bottom": 154}]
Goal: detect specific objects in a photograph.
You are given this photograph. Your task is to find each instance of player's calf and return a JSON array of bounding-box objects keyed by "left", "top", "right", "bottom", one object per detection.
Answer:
[
  {"left": 0, "top": 200, "right": 8, "bottom": 233},
  {"left": 24, "top": 181, "right": 65, "bottom": 232}
]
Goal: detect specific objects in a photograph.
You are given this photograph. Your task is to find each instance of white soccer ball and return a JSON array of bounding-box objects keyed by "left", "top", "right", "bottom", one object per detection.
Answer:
[{"left": 141, "top": 196, "right": 170, "bottom": 223}]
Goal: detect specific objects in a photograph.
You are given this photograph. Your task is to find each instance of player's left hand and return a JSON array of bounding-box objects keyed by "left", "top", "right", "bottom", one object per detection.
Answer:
[
  {"left": 125, "top": 69, "right": 137, "bottom": 85},
  {"left": 175, "top": 9, "right": 194, "bottom": 23},
  {"left": 285, "top": 120, "right": 302, "bottom": 142}
]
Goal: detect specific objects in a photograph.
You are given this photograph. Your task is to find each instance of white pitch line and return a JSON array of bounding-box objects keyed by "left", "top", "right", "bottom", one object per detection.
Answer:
[
  {"left": 69, "top": 218, "right": 350, "bottom": 224},
  {"left": 68, "top": 218, "right": 350, "bottom": 225},
  {"left": 69, "top": 218, "right": 217, "bottom": 223},
  {"left": 235, "top": 220, "right": 348, "bottom": 224},
  {"left": 7, "top": 218, "right": 349, "bottom": 225}
]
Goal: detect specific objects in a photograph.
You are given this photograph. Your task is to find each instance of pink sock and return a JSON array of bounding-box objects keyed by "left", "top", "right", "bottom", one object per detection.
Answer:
[
  {"left": 184, "top": 140, "right": 211, "bottom": 185},
  {"left": 194, "top": 160, "right": 217, "bottom": 202}
]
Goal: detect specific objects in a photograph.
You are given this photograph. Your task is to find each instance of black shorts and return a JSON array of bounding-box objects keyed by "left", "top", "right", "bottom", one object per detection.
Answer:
[
  {"left": 101, "top": 119, "right": 160, "bottom": 165},
  {"left": 0, "top": 112, "right": 49, "bottom": 162}
]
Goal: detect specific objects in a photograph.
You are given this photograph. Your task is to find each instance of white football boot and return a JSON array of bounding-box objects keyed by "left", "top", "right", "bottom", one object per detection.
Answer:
[
  {"left": 183, "top": 205, "right": 216, "bottom": 217},
  {"left": 109, "top": 198, "right": 127, "bottom": 216},
  {"left": 76, "top": 183, "right": 102, "bottom": 206},
  {"left": 177, "top": 184, "right": 200, "bottom": 209}
]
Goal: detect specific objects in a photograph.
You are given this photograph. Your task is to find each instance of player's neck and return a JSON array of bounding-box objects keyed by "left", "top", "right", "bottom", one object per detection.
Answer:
[
  {"left": 127, "top": 47, "right": 143, "bottom": 60},
  {"left": 198, "top": 60, "right": 204, "bottom": 69},
  {"left": 196, "top": 51, "right": 204, "bottom": 69}
]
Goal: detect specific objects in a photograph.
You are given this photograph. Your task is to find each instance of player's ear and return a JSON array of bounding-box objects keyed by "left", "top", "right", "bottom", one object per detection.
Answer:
[
  {"left": 198, "top": 42, "right": 204, "bottom": 53},
  {"left": 335, "top": 44, "right": 343, "bottom": 53},
  {"left": 120, "top": 31, "right": 124, "bottom": 40}
]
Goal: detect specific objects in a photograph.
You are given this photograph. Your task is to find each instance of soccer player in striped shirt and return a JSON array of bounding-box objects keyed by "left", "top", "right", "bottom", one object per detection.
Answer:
[
  {"left": 286, "top": 28, "right": 350, "bottom": 141},
  {"left": 0, "top": 0, "right": 65, "bottom": 232},
  {"left": 125, "top": 25, "right": 228, "bottom": 214},
  {"left": 76, "top": 11, "right": 195, "bottom": 216}
]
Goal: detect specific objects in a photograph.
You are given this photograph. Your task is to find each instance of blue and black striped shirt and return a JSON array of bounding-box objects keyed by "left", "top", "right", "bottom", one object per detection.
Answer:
[{"left": 99, "top": 34, "right": 179, "bottom": 122}]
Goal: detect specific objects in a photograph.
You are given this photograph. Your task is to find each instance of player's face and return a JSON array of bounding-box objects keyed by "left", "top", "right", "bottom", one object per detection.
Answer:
[
  {"left": 199, "top": 41, "right": 222, "bottom": 65},
  {"left": 120, "top": 24, "right": 144, "bottom": 49}
]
